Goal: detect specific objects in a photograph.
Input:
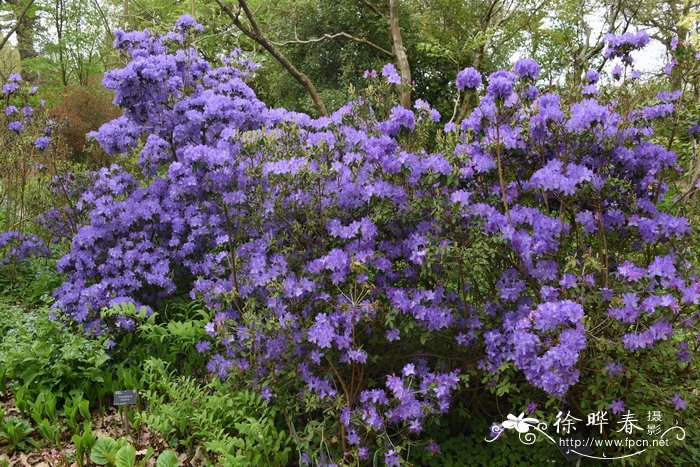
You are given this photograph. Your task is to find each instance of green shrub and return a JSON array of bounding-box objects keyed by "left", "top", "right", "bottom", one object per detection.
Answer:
[
  {"left": 137, "top": 358, "right": 292, "bottom": 465},
  {"left": 0, "top": 302, "right": 110, "bottom": 403}
]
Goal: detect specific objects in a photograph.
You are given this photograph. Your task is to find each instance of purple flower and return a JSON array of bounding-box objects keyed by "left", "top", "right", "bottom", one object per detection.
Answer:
[
  {"left": 2, "top": 82, "right": 19, "bottom": 94},
  {"left": 402, "top": 363, "right": 416, "bottom": 377},
  {"left": 606, "top": 362, "right": 624, "bottom": 378},
  {"left": 523, "top": 84, "right": 538, "bottom": 100},
  {"left": 487, "top": 75, "right": 514, "bottom": 99},
  {"left": 513, "top": 58, "right": 540, "bottom": 79},
  {"left": 175, "top": 14, "right": 204, "bottom": 32},
  {"left": 529, "top": 159, "right": 593, "bottom": 194},
  {"left": 308, "top": 313, "right": 336, "bottom": 348},
  {"left": 425, "top": 441, "right": 440, "bottom": 454},
  {"left": 456, "top": 67, "right": 482, "bottom": 90},
  {"left": 609, "top": 399, "right": 626, "bottom": 415},
  {"left": 260, "top": 386, "right": 273, "bottom": 401},
  {"left": 358, "top": 447, "right": 369, "bottom": 460},
  {"left": 34, "top": 136, "right": 51, "bottom": 150},
  {"left": 581, "top": 84, "right": 598, "bottom": 96},
  {"left": 665, "top": 61, "right": 675, "bottom": 75},
  {"left": 386, "top": 328, "right": 400, "bottom": 341},
  {"left": 195, "top": 340, "right": 211, "bottom": 353},
  {"left": 584, "top": 69, "right": 599, "bottom": 84},
  {"left": 384, "top": 450, "right": 400, "bottom": 467},
  {"left": 604, "top": 31, "right": 650, "bottom": 62},
  {"left": 566, "top": 98, "right": 610, "bottom": 132},
  {"left": 382, "top": 63, "right": 401, "bottom": 84},
  {"left": 672, "top": 394, "right": 687, "bottom": 410},
  {"left": 677, "top": 342, "right": 692, "bottom": 363},
  {"left": 611, "top": 64, "right": 624, "bottom": 80},
  {"left": 8, "top": 121, "right": 23, "bottom": 132}
]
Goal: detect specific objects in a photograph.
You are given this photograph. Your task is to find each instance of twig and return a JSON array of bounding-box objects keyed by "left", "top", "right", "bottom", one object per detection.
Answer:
[{"left": 272, "top": 31, "right": 394, "bottom": 57}]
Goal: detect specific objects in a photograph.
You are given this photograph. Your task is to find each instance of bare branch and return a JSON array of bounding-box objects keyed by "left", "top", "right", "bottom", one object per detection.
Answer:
[
  {"left": 237, "top": 0, "right": 262, "bottom": 36},
  {"left": 272, "top": 31, "right": 394, "bottom": 57},
  {"left": 89, "top": 0, "right": 113, "bottom": 39},
  {"left": 358, "top": 0, "right": 384, "bottom": 17},
  {"left": 215, "top": 0, "right": 327, "bottom": 115}
]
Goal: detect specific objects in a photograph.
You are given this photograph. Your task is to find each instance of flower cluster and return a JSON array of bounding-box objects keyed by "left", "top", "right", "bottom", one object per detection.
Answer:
[
  {"left": 0, "top": 231, "right": 50, "bottom": 267},
  {"left": 456, "top": 67, "right": 481, "bottom": 90},
  {"left": 1, "top": 75, "right": 53, "bottom": 149},
  {"left": 604, "top": 31, "right": 650, "bottom": 64}
]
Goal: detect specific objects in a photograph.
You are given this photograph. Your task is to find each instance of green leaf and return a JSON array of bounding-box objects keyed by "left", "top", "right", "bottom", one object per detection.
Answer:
[
  {"left": 115, "top": 444, "right": 136, "bottom": 467},
  {"left": 155, "top": 450, "right": 180, "bottom": 467},
  {"left": 90, "top": 437, "right": 118, "bottom": 465}
]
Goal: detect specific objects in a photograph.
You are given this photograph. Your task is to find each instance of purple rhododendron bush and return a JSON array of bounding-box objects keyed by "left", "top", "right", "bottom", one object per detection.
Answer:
[{"left": 3, "top": 16, "right": 694, "bottom": 465}]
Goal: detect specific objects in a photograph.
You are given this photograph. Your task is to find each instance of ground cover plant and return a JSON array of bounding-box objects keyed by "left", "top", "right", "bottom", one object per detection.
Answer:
[{"left": 2, "top": 2, "right": 700, "bottom": 466}]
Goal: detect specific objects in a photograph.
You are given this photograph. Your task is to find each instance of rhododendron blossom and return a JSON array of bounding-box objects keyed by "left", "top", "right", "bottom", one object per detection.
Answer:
[{"left": 49, "top": 19, "right": 700, "bottom": 464}]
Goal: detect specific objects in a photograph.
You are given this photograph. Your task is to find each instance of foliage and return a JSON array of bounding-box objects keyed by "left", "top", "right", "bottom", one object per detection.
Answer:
[
  {"left": 137, "top": 357, "right": 291, "bottom": 465},
  {"left": 89, "top": 435, "right": 155, "bottom": 467},
  {"left": 49, "top": 84, "right": 122, "bottom": 161},
  {"left": 411, "top": 431, "right": 565, "bottom": 466},
  {"left": 72, "top": 421, "right": 97, "bottom": 467},
  {"left": 0, "top": 302, "right": 109, "bottom": 403},
  {"left": 0, "top": 415, "right": 33, "bottom": 453}
]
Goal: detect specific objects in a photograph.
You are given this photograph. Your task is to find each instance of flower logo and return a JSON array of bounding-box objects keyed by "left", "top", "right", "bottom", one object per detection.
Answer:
[{"left": 501, "top": 413, "right": 540, "bottom": 433}]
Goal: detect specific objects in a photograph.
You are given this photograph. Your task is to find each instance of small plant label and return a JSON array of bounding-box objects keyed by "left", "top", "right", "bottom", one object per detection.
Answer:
[{"left": 113, "top": 390, "right": 138, "bottom": 405}]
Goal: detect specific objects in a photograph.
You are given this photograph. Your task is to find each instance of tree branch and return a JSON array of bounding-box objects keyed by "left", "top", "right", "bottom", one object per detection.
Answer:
[
  {"left": 215, "top": 0, "right": 327, "bottom": 115},
  {"left": 272, "top": 31, "right": 394, "bottom": 57},
  {"left": 0, "top": 0, "right": 36, "bottom": 51},
  {"left": 358, "top": 0, "right": 384, "bottom": 17}
]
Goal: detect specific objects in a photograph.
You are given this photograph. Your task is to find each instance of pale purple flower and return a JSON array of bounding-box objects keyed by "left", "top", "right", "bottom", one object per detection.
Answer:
[
  {"left": 382, "top": 63, "right": 401, "bottom": 84},
  {"left": 672, "top": 394, "right": 687, "bottom": 410},
  {"left": 456, "top": 67, "right": 481, "bottom": 90},
  {"left": 606, "top": 362, "right": 624, "bottom": 378},
  {"left": 609, "top": 399, "right": 626, "bottom": 415},
  {"left": 386, "top": 328, "right": 400, "bottom": 341},
  {"left": 8, "top": 121, "right": 23, "bottom": 132},
  {"left": 513, "top": 58, "right": 540, "bottom": 79}
]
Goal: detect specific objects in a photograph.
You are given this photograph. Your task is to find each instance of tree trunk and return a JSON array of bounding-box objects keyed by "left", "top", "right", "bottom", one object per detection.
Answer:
[
  {"left": 388, "top": 0, "right": 411, "bottom": 108},
  {"left": 7, "top": 0, "right": 38, "bottom": 81}
]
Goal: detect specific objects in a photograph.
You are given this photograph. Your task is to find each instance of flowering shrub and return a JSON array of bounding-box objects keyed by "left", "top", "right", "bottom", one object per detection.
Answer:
[
  {"left": 35, "top": 171, "right": 90, "bottom": 244},
  {"left": 0, "top": 73, "right": 54, "bottom": 151},
  {"left": 0, "top": 72, "right": 60, "bottom": 251},
  {"left": 52, "top": 18, "right": 700, "bottom": 463},
  {"left": 0, "top": 231, "right": 50, "bottom": 268}
]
